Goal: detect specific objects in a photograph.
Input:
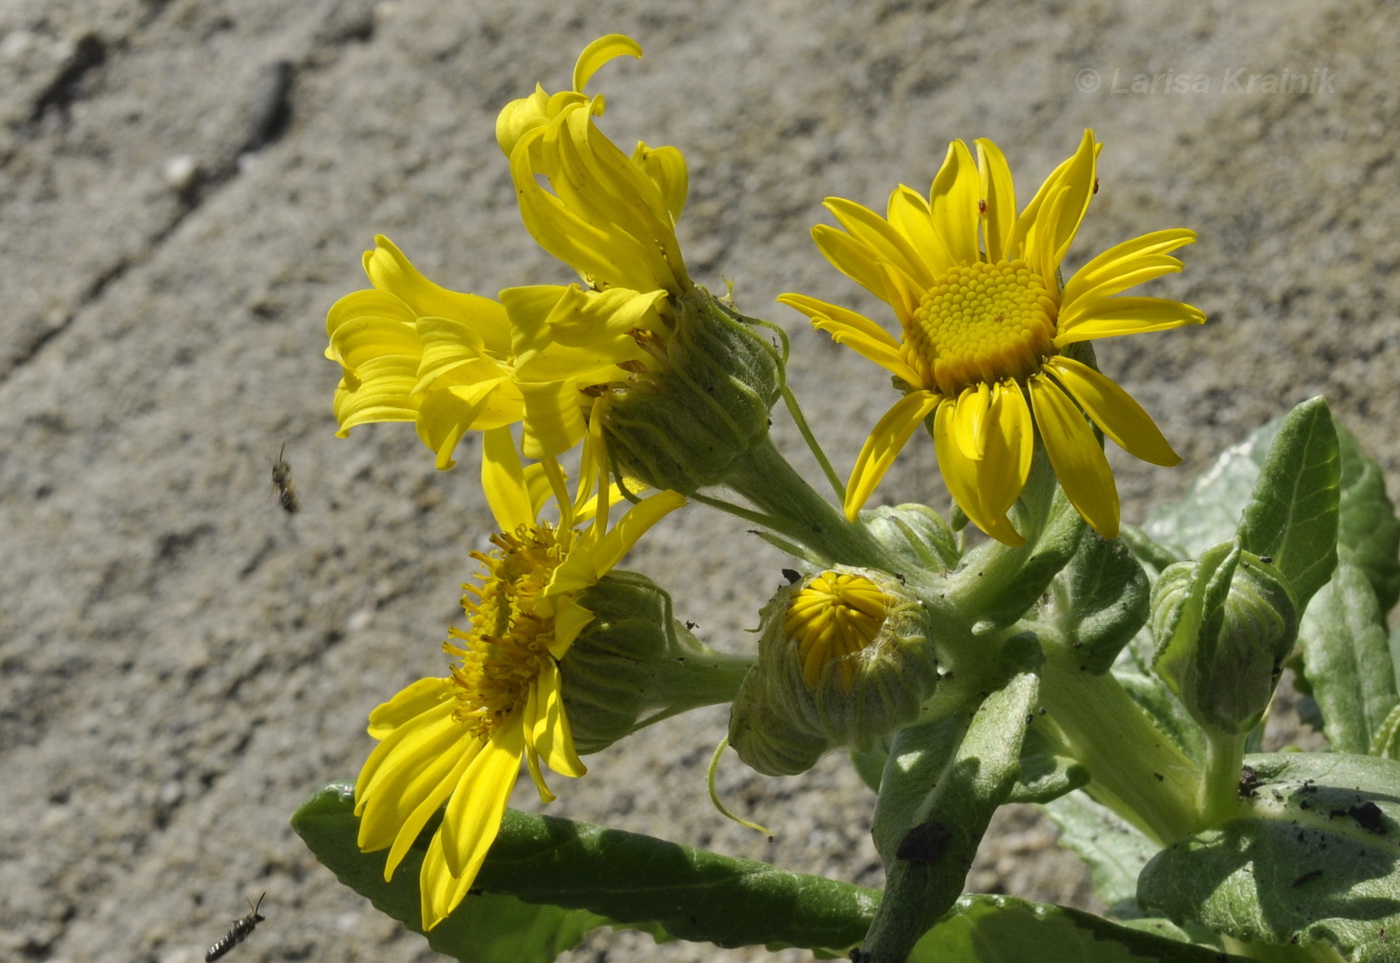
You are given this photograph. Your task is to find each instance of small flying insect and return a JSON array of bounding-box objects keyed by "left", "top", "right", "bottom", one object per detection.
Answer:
[
  {"left": 270, "top": 444, "right": 300, "bottom": 514},
  {"left": 206, "top": 893, "right": 266, "bottom": 962}
]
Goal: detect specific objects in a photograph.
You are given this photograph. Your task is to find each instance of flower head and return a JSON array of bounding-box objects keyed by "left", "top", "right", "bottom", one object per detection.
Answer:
[
  {"left": 781, "top": 131, "right": 1205, "bottom": 544},
  {"left": 728, "top": 567, "right": 943, "bottom": 776},
  {"left": 785, "top": 571, "right": 890, "bottom": 689},
  {"left": 353, "top": 431, "right": 683, "bottom": 928}
]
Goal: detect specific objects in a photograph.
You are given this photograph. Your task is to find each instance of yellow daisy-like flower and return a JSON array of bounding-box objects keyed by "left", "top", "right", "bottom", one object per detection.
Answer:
[
  {"left": 325, "top": 235, "right": 666, "bottom": 468},
  {"left": 780, "top": 131, "right": 1205, "bottom": 544},
  {"left": 353, "top": 430, "right": 684, "bottom": 929},
  {"left": 784, "top": 571, "right": 890, "bottom": 689}
]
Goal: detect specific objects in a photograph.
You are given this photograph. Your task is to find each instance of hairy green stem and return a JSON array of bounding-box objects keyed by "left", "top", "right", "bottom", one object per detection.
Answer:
[
  {"left": 721, "top": 436, "right": 887, "bottom": 568},
  {"left": 1039, "top": 654, "right": 1201, "bottom": 845}
]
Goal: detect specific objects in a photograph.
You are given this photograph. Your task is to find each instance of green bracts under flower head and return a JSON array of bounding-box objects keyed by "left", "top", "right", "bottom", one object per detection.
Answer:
[
  {"left": 560, "top": 570, "right": 753, "bottom": 754},
  {"left": 599, "top": 287, "right": 783, "bottom": 494}
]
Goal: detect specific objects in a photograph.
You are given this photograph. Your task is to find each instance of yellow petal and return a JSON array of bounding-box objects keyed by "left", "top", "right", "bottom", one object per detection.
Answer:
[
  {"left": 518, "top": 379, "right": 587, "bottom": 460},
  {"left": 1044, "top": 357, "right": 1180, "bottom": 466},
  {"left": 366, "top": 677, "right": 451, "bottom": 740},
  {"left": 631, "top": 142, "right": 688, "bottom": 225},
  {"left": 887, "top": 184, "right": 951, "bottom": 277},
  {"left": 356, "top": 707, "right": 473, "bottom": 864},
  {"left": 548, "top": 594, "right": 595, "bottom": 658},
  {"left": 928, "top": 140, "right": 981, "bottom": 264},
  {"left": 1061, "top": 255, "right": 1184, "bottom": 311},
  {"left": 481, "top": 427, "right": 535, "bottom": 532},
  {"left": 1060, "top": 228, "right": 1196, "bottom": 306},
  {"left": 356, "top": 691, "right": 455, "bottom": 808},
  {"left": 980, "top": 380, "right": 1034, "bottom": 517},
  {"left": 439, "top": 718, "right": 525, "bottom": 879},
  {"left": 778, "top": 293, "right": 920, "bottom": 385},
  {"left": 380, "top": 748, "right": 472, "bottom": 881},
  {"left": 811, "top": 223, "right": 896, "bottom": 306},
  {"left": 1056, "top": 297, "right": 1206, "bottom": 345},
  {"left": 824, "top": 196, "right": 936, "bottom": 291},
  {"left": 573, "top": 34, "right": 643, "bottom": 94},
  {"left": 933, "top": 397, "right": 1024, "bottom": 545},
  {"left": 420, "top": 831, "right": 477, "bottom": 930},
  {"left": 1028, "top": 373, "right": 1119, "bottom": 538},
  {"left": 365, "top": 236, "right": 511, "bottom": 353},
  {"left": 529, "top": 660, "right": 587, "bottom": 778},
  {"left": 560, "top": 489, "right": 686, "bottom": 584},
  {"left": 1015, "top": 131, "right": 1097, "bottom": 272},
  {"left": 952, "top": 383, "right": 990, "bottom": 460},
  {"left": 844, "top": 391, "right": 941, "bottom": 519},
  {"left": 975, "top": 138, "right": 1016, "bottom": 263}
]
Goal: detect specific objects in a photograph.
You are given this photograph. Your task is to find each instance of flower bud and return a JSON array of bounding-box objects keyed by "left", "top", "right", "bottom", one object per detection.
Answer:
[
  {"left": 561, "top": 569, "right": 753, "bottom": 754},
  {"left": 728, "top": 569, "right": 942, "bottom": 776},
  {"left": 860, "top": 503, "right": 961, "bottom": 575},
  {"left": 1150, "top": 540, "right": 1299, "bottom": 734},
  {"left": 600, "top": 287, "right": 783, "bottom": 495}
]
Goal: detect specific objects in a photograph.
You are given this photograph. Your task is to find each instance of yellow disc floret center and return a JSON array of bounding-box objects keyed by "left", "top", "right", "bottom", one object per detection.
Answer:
[
  {"left": 784, "top": 572, "right": 890, "bottom": 690},
  {"left": 445, "top": 523, "right": 569, "bottom": 739},
  {"left": 905, "top": 259, "right": 1057, "bottom": 397}
]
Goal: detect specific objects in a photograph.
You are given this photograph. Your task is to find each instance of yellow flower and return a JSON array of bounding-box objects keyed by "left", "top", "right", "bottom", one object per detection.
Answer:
[
  {"left": 325, "top": 235, "right": 665, "bottom": 468},
  {"left": 353, "top": 430, "right": 684, "bottom": 929},
  {"left": 780, "top": 131, "right": 1205, "bottom": 544}
]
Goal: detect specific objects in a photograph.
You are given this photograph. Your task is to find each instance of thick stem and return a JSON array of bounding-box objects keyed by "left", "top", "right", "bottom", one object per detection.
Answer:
[
  {"left": 632, "top": 645, "right": 755, "bottom": 731},
  {"left": 1039, "top": 654, "right": 1201, "bottom": 845},
  {"left": 721, "top": 436, "right": 887, "bottom": 568}
]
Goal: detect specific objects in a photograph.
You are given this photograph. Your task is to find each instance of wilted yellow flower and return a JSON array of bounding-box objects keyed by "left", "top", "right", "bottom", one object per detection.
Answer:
[
  {"left": 505, "top": 35, "right": 691, "bottom": 306},
  {"left": 325, "top": 235, "right": 665, "bottom": 468},
  {"left": 353, "top": 431, "right": 684, "bottom": 928},
  {"left": 781, "top": 131, "right": 1204, "bottom": 544}
]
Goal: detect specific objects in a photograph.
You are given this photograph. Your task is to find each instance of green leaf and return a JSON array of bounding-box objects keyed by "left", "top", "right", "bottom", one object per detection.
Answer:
[
  {"left": 862, "top": 636, "right": 1042, "bottom": 961},
  {"left": 1335, "top": 421, "right": 1400, "bottom": 614},
  {"left": 907, "top": 894, "right": 1252, "bottom": 963},
  {"left": 291, "top": 782, "right": 879, "bottom": 958},
  {"left": 290, "top": 784, "right": 618, "bottom": 963},
  {"left": 1235, "top": 396, "right": 1339, "bottom": 613},
  {"left": 1297, "top": 560, "right": 1400, "bottom": 755},
  {"left": 1041, "top": 530, "right": 1151, "bottom": 674},
  {"left": 1042, "top": 791, "right": 1161, "bottom": 915},
  {"left": 1137, "top": 753, "right": 1400, "bottom": 961},
  {"left": 1007, "top": 725, "right": 1089, "bottom": 805}
]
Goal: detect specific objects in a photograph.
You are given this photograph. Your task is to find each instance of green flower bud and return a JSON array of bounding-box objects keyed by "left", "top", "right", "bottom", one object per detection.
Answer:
[
  {"left": 562, "top": 570, "right": 753, "bottom": 754},
  {"left": 859, "top": 503, "right": 961, "bottom": 575},
  {"left": 728, "top": 568, "right": 942, "bottom": 776},
  {"left": 1150, "top": 540, "right": 1299, "bottom": 734},
  {"left": 600, "top": 286, "right": 783, "bottom": 495}
]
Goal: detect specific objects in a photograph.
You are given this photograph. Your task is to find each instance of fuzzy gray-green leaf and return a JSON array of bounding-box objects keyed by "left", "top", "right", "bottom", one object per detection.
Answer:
[
  {"left": 291, "top": 782, "right": 879, "bottom": 957},
  {"left": 1137, "top": 753, "right": 1400, "bottom": 961},
  {"left": 1235, "top": 396, "right": 1339, "bottom": 613},
  {"left": 907, "top": 894, "right": 1250, "bottom": 963},
  {"left": 1298, "top": 559, "right": 1399, "bottom": 755}
]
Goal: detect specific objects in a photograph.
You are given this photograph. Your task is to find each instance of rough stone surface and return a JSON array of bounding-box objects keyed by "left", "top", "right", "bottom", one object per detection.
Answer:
[{"left": 2, "top": 1, "right": 1395, "bottom": 961}]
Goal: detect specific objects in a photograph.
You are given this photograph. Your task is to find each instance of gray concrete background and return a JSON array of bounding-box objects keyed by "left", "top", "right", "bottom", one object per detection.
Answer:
[{"left": 2, "top": 1, "right": 1396, "bottom": 961}]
